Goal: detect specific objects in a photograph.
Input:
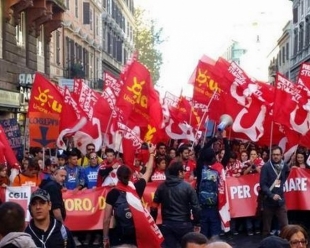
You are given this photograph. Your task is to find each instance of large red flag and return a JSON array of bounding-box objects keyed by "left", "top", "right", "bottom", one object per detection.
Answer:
[
  {"left": 116, "top": 61, "right": 163, "bottom": 128},
  {"left": 273, "top": 73, "right": 307, "bottom": 132}
]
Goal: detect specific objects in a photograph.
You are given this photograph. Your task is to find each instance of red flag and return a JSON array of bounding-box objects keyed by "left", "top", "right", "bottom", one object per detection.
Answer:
[
  {"left": 28, "top": 73, "right": 64, "bottom": 115},
  {"left": 273, "top": 73, "right": 307, "bottom": 133},
  {"left": 116, "top": 61, "right": 163, "bottom": 128}
]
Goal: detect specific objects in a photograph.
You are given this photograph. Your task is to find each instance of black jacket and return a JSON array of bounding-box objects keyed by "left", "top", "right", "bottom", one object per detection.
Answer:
[
  {"left": 40, "top": 178, "right": 66, "bottom": 221},
  {"left": 153, "top": 175, "right": 201, "bottom": 224},
  {"left": 25, "top": 217, "right": 75, "bottom": 248},
  {"left": 260, "top": 160, "right": 289, "bottom": 207}
]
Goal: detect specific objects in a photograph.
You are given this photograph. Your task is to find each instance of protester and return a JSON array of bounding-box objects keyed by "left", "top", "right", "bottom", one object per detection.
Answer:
[
  {"left": 196, "top": 147, "right": 223, "bottom": 241},
  {"left": 177, "top": 144, "right": 196, "bottom": 182},
  {"left": 99, "top": 148, "right": 121, "bottom": 187},
  {"left": 77, "top": 143, "right": 103, "bottom": 167},
  {"left": 12, "top": 158, "right": 41, "bottom": 186},
  {"left": 260, "top": 145, "right": 289, "bottom": 237},
  {"left": 150, "top": 156, "right": 167, "bottom": 182},
  {"left": 102, "top": 144, "right": 163, "bottom": 248},
  {"left": 40, "top": 166, "right": 67, "bottom": 223},
  {"left": 280, "top": 224, "right": 309, "bottom": 248},
  {"left": 39, "top": 157, "right": 58, "bottom": 180},
  {"left": 151, "top": 161, "right": 201, "bottom": 248},
  {"left": 0, "top": 202, "right": 37, "bottom": 248},
  {"left": 64, "top": 152, "right": 84, "bottom": 190},
  {"left": 0, "top": 165, "right": 9, "bottom": 188},
  {"left": 25, "top": 189, "right": 75, "bottom": 248},
  {"left": 81, "top": 152, "right": 101, "bottom": 246},
  {"left": 57, "top": 150, "right": 67, "bottom": 167},
  {"left": 258, "top": 236, "right": 290, "bottom": 248},
  {"left": 181, "top": 232, "right": 208, "bottom": 248}
]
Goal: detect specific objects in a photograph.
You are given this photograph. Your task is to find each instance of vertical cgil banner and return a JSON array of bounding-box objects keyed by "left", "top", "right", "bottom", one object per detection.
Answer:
[{"left": 28, "top": 112, "right": 60, "bottom": 148}]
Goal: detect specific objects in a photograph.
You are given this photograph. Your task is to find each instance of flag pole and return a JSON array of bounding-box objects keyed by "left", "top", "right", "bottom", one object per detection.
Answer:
[
  {"left": 196, "top": 89, "right": 218, "bottom": 132},
  {"left": 269, "top": 121, "right": 274, "bottom": 158}
]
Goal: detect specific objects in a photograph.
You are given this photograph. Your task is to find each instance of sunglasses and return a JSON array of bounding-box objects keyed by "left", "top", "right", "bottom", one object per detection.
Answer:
[
  {"left": 87, "top": 148, "right": 95, "bottom": 151},
  {"left": 90, "top": 156, "right": 98, "bottom": 159}
]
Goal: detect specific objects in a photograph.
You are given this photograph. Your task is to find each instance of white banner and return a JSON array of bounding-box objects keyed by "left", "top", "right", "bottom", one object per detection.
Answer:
[{"left": 5, "top": 186, "right": 32, "bottom": 221}]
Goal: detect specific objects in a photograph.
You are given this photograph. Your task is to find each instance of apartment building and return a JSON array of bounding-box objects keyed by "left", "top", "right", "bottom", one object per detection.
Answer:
[{"left": 0, "top": 0, "right": 65, "bottom": 116}]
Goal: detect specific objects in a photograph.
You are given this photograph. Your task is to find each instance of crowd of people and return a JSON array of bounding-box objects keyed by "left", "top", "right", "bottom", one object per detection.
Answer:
[{"left": 0, "top": 131, "right": 310, "bottom": 247}]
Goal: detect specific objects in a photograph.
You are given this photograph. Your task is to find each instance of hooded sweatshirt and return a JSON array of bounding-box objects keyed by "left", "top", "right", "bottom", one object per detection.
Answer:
[{"left": 0, "top": 232, "right": 37, "bottom": 248}]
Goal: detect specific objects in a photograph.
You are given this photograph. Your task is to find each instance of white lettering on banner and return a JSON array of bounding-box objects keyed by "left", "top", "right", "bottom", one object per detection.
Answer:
[
  {"left": 300, "top": 63, "right": 310, "bottom": 76},
  {"left": 228, "top": 62, "right": 247, "bottom": 86},
  {"left": 64, "top": 88, "right": 82, "bottom": 119},
  {"left": 230, "top": 185, "right": 251, "bottom": 199},
  {"left": 284, "top": 178, "right": 307, "bottom": 192},
  {"left": 277, "top": 74, "right": 302, "bottom": 103},
  {"left": 253, "top": 183, "right": 260, "bottom": 196},
  {"left": 5, "top": 186, "right": 32, "bottom": 221}
]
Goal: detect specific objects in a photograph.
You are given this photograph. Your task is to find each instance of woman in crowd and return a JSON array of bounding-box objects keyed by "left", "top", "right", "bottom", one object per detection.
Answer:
[
  {"left": 291, "top": 150, "right": 310, "bottom": 169},
  {"left": 280, "top": 224, "right": 309, "bottom": 248}
]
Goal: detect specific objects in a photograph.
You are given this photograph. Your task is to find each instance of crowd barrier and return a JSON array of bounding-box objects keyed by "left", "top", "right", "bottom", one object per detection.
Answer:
[{"left": 1, "top": 167, "right": 309, "bottom": 231}]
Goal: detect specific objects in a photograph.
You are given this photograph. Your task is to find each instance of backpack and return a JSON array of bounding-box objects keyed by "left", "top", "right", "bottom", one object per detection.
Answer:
[
  {"left": 198, "top": 165, "right": 219, "bottom": 206},
  {"left": 113, "top": 190, "right": 135, "bottom": 236}
]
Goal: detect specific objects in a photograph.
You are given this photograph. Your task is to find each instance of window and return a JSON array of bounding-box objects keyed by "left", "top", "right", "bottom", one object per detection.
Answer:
[
  {"left": 299, "top": 22, "right": 304, "bottom": 52},
  {"left": 83, "top": 2, "right": 90, "bottom": 24},
  {"left": 56, "top": 31, "right": 61, "bottom": 65},
  {"left": 293, "top": 7, "right": 298, "bottom": 24},
  {"left": 306, "top": 16, "right": 310, "bottom": 47},
  {"left": 96, "top": 16, "right": 99, "bottom": 36},
  {"left": 294, "top": 28, "right": 298, "bottom": 56},
  {"left": 75, "top": 0, "right": 78, "bottom": 18},
  {"left": 301, "top": 0, "right": 304, "bottom": 16},
  {"left": 282, "top": 47, "right": 285, "bottom": 64},
  {"left": 90, "top": 8, "right": 93, "bottom": 30},
  {"left": 16, "top": 12, "right": 25, "bottom": 47},
  {"left": 278, "top": 52, "right": 281, "bottom": 66},
  {"left": 286, "top": 43, "right": 289, "bottom": 61},
  {"left": 37, "top": 27, "right": 44, "bottom": 56}
]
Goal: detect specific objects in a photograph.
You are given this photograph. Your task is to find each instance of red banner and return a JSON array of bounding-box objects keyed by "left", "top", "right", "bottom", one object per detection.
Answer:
[
  {"left": 4, "top": 168, "right": 310, "bottom": 231},
  {"left": 226, "top": 168, "right": 310, "bottom": 218}
]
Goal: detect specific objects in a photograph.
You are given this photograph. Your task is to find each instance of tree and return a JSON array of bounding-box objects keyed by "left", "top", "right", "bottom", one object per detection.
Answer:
[{"left": 134, "top": 8, "right": 164, "bottom": 85}]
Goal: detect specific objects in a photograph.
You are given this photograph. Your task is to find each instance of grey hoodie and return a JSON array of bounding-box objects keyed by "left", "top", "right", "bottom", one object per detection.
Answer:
[{"left": 0, "top": 232, "right": 37, "bottom": 248}]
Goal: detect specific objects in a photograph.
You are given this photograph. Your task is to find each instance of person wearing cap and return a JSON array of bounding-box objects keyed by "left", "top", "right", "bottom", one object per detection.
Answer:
[
  {"left": 25, "top": 189, "right": 75, "bottom": 248},
  {"left": 57, "top": 150, "right": 68, "bottom": 167},
  {"left": 0, "top": 202, "right": 37, "bottom": 248}
]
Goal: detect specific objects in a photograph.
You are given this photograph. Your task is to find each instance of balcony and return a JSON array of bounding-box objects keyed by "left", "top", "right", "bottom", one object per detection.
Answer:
[{"left": 5, "top": 0, "right": 33, "bottom": 25}]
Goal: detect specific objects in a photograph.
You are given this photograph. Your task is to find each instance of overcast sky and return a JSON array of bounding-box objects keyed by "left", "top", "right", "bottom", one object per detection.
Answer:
[{"left": 134, "top": 0, "right": 292, "bottom": 97}]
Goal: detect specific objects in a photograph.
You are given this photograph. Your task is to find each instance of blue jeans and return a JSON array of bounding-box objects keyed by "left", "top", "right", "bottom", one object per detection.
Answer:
[
  {"left": 200, "top": 206, "right": 221, "bottom": 238},
  {"left": 160, "top": 220, "right": 193, "bottom": 248}
]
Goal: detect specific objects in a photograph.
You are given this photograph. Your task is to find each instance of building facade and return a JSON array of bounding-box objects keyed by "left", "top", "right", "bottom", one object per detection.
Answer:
[
  {"left": 0, "top": 0, "right": 65, "bottom": 116},
  {"left": 288, "top": 0, "right": 310, "bottom": 82},
  {"left": 49, "top": 0, "right": 136, "bottom": 92}
]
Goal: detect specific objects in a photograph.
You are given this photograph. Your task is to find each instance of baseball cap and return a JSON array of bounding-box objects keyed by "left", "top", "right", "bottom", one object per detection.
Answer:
[
  {"left": 57, "top": 150, "right": 67, "bottom": 159},
  {"left": 30, "top": 189, "right": 50, "bottom": 203}
]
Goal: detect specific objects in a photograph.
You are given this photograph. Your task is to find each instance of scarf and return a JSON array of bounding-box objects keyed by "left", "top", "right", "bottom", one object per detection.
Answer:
[{"left": 116, "top": 181, "right": 163, "bottom": 248}]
